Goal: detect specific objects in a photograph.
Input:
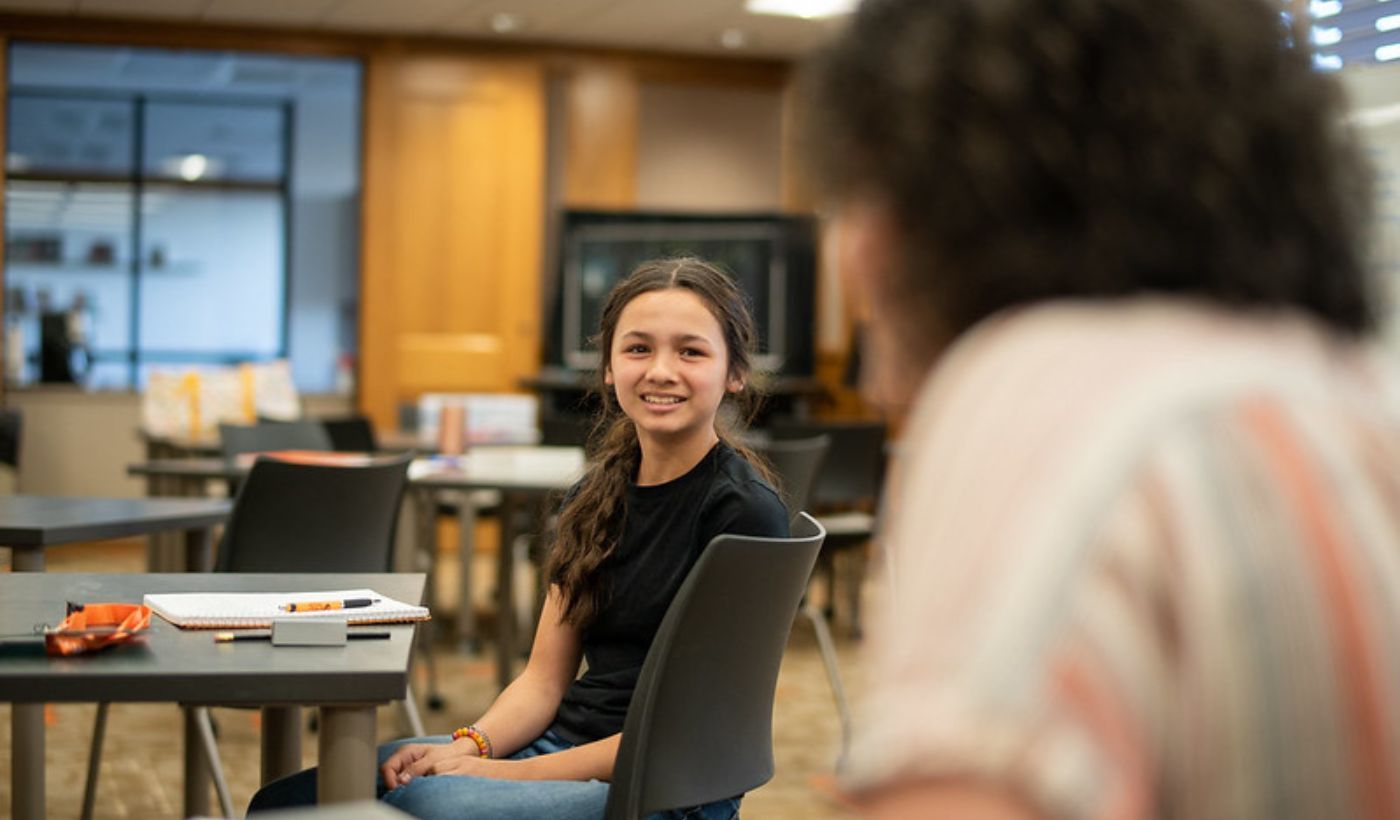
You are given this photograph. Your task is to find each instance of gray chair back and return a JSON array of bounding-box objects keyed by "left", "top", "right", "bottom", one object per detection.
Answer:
[
  {"left": 214, "top": 455, "right": 411, "bottom": 573},
  {"left": 770, "top": 419, "right": 885, "bottom": 510},
  {"left": 218, "top": 420, "right": 333, "bottom": 460},
  {"left": 604, "top": 512, "right": 826, "bottom": 820},
  {"left": 754, "top": 435, "right": 829, "bottom": 524}
]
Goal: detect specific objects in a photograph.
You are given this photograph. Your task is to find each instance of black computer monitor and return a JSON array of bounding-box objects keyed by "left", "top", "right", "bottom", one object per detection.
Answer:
[{"left": 548, "top": 209, "right": 816, "bottom": 377}]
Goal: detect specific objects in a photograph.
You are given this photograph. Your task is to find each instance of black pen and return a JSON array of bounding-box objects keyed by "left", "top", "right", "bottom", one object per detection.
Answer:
[{"left": 214, "top": 630, "right": 392, "bottom": 643}]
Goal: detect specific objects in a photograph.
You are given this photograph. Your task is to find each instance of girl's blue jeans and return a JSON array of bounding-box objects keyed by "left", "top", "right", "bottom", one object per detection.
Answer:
[{"left": 246, "top": 730, "right": 741, "bottom": 820}]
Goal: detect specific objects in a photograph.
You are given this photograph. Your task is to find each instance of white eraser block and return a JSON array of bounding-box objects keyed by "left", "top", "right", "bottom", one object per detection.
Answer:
[{"left": 272, "top": 619, "right": 348, "bottom": 646}]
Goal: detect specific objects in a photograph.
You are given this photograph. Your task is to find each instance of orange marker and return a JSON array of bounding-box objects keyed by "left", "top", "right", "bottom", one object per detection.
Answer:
[{"left": 279, "top": 597, "right": 379, "bottom": 613}]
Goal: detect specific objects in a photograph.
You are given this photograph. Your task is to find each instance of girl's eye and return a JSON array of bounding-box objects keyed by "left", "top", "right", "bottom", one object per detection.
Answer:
[
  {"left": 680, "top": 348, "right": 705, "bottom": 358},
  {"left": 624, "top": 344, "right": 649, "bottom": 354}
]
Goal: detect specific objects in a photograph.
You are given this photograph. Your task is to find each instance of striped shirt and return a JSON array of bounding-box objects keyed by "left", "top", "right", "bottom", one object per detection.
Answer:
[{"left": 845, "top": 298, "right": 1400, "bottom": 819}]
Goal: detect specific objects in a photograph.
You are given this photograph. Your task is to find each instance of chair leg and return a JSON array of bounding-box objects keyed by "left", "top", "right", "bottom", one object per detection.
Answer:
[
  {"left": 401, "top": 682, "right": 427, "bottom": 737},
  {"left": 847, "top": 547, "right": 867, "bottom": 640},
  {"left": 800, "top": 604, "right": 853, "bottom": 771},
  {"left": 824, "top": 555, "right": 838, "bottom": 622},
  {"left": 81, "top": 701, "right": 110, "bottom": 820},
  {"left": 194, "top": 707, "right": 236, "bottom": 819}
]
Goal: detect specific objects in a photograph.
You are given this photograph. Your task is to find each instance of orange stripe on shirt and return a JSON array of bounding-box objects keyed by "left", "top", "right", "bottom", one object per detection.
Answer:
[
  {"left": 1244, "top": 398, "right": 1398, "bottom": 819},
  {"left": 1053, "top": 652, "right": 1152, "bottom": 820}
]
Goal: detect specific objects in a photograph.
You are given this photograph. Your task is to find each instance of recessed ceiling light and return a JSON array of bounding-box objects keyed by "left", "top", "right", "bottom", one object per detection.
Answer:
[
  {"left": 745, "top": 0, "right": 858, "bottom": 19},
  {"left": 490, "top": 12, "right": 523, "bottom": 33},
  {"left": 178, "top": 154, "right": 208, "bottom": 182},
  {"left": 719, "top": 29, "right": 748, "bottom": 49}
]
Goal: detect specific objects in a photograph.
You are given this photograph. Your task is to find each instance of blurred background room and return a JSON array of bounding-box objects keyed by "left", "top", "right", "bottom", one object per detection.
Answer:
[{"left": 0, "top": 0, "right": 1396, "bottom": 817}]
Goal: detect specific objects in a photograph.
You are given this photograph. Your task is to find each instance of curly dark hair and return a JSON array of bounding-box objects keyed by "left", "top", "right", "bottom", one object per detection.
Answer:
[{"left": 802, "top": 0, "right": 1376, "bottom": 353}]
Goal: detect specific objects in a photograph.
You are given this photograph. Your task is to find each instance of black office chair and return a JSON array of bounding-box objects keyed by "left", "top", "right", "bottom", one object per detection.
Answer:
[
  {"left": 218, "top": 420, "right": 334, "bottom": 460},
  {"left": 320, "top": 414, "right": 379, "bottom": 452},
  {"left": 604, "top": 512, "right": 826, "bottom": 820},
  {"left": 212, "top": 455, "right": 410, "bottom": 572},
  {"left": 82, "top": 455, "right": 417, "bottom": 820}
]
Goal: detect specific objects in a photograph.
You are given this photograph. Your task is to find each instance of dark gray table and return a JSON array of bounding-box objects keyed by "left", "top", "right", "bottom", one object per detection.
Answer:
[
  {"left": 0, "top": 572, "right": 424, "bottom": 820},
  {"left": 0, "top": 494, "right": 231, "bottom": 572},
  {"left": 131, "top": 448, "right": 585, "bottom": 689}
]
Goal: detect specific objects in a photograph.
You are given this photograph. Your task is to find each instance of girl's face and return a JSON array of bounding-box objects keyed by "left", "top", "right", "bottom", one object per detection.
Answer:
[{"left": 605, "top": 288, "right": 743, "bottom": 449}]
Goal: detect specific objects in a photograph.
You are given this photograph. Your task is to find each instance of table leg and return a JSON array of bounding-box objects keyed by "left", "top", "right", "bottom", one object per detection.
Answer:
[
  {"left": 10, "top": 544, "right": 44, "bottom": 819},
  {"left": 148, "top": 474, "right": 206, "bottom": 571},
  {"left": 456, "top": 490, "right": 479, "bottom": 653},
  {"left": 261, "top": 706, "right": 304, "bottom": 784},
  {"left": 317, "top": 705, "right": 377, "bottom": 803},
  {"left": 11, "top": 545, "right": 43, "bottom": 572},
  {"left": 393, "top": 489, "right": 424, "bottom": 575},
  {"left": 495, "top": 494, "right": 519, "bottom": 690},
  {"left": 12, "top": 702, "right": 44, "bottom": 820},
  {"left": 414, "top": 488, "right": 437, "bottom": 611},
  {"left": 183, "top": 706, "right": 212, "bottom": 818},
  {"left": 184, "top": 527, "right": 215, "bottom": 573}
]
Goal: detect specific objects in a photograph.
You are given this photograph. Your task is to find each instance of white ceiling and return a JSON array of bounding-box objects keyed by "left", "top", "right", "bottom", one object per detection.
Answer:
[{"left": 0, "top": 0, "right": 849, "bottom": 59}]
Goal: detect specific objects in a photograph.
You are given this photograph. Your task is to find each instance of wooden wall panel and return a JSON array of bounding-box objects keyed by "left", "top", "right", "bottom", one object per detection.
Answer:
[
  {"left": 561, "top": 63, "right": 638, "bottom": 208},
  {"left": 360, "top": 53, "right": 546, "bottom": 429}
]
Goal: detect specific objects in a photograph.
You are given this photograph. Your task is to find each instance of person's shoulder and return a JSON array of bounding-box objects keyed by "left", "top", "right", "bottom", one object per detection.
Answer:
[
  {"left": 703, "top": 444, "right": 789, "bottom": 538},
  {"left": 916, "top": 298, "right": 1353, "bottom": 441},
  {"left": 711, "top": 442, "right": 779, "bottom": 498}
]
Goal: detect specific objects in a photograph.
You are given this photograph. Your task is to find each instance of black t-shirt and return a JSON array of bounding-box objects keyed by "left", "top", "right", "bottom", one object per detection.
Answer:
[{"left": 549, "top": 441, "right": 789, "bottom": 744}]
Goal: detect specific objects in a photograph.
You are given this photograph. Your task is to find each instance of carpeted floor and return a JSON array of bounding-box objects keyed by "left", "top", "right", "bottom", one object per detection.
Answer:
[{"left": 0, "top": 538, "right": 867, "bottom": 819}]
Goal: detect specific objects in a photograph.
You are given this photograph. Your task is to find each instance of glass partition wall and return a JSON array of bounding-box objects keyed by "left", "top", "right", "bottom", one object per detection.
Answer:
[{"left": 3, "top": 44, "right": 361, "bottom": 392}]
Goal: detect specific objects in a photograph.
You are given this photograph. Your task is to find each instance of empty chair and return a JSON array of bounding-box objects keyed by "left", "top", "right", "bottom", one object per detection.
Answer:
[
  {"left": 213, "top": 455, "right": 410, "bottom": 572},
  {"left": 218, "top": 419, "right": 333, "bottom": 460},
  {"left": 0, "top": 407, "right": 20, "bottom": 494},
  {"left": 321, "top": 414, "right": 378, "bottom": 452},
  {"left": 82, "top": 454, "right": 415, "bottom": 820},
  {"left": 752, "top": 435, "right": 829, "bottom": 525},
  {"left": 770, "top": 418, "right": 887, "bottom": 635},
  {"left": 604, "top": 513, "right": 826, "bottom": 820},
  {"left": 769, "top": 418, "right": 886, "bottom": 766}
]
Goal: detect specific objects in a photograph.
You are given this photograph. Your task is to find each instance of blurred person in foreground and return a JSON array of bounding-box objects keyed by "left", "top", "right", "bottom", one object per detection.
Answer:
[{"left": 803, "top": 0, "right": 1400, "bottom": 817}]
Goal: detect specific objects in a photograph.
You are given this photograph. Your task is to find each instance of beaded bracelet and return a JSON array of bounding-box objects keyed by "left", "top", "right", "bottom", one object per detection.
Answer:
[{"left": 451, "top": 724, "right": 493, "bottom": 758}]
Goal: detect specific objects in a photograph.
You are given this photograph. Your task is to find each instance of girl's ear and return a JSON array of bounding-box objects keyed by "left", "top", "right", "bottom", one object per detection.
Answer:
[
  {"left": 604, "top": 365, "right": 614, "bottom": 386},
  {"left": 727, "top": 374, "right": 745, "bottom": 393}
]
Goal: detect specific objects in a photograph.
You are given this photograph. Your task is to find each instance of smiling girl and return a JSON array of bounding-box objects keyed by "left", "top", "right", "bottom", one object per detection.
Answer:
[{"left": 248, "top": 257, "right": 788, "bottom": 820}]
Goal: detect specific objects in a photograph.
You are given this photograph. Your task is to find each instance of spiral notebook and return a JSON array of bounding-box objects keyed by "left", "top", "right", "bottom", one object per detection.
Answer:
[{"left": 143, "top": 588, "right": 430, "bottom": 629}]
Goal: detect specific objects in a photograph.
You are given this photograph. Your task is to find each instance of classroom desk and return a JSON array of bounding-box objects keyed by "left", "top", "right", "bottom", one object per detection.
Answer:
[
  {"left": 409, "top": 447, "right": 585, "bottom": 688},
  {"left": 0, "top": 572, "right": 424, "bottom": 820},
  {"left": 0, "top": 494, "right": 231, "bottom": 573},
  {"left": 129, "top": 447, "right": 586, "bottom": 689}
]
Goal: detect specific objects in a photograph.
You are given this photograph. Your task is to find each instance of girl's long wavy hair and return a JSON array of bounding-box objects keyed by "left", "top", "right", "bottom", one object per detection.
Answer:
[{"left": 545, "top": 257, "right": 773, "bottom": 628}]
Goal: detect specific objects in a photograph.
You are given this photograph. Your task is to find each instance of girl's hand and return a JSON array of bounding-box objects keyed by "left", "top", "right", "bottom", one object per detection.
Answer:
[
  {"left": 381, "top": 739, "right": 483, "bottom": 790},
  {"left": 403, "top": 753, "right": 530, "bottom": 781}
]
